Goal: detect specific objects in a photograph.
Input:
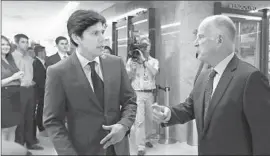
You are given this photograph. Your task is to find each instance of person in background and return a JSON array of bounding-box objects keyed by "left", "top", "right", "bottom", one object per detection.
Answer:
[
  {"left": 1, "top": 35, "right": 24, "bottom": 141},
  {"left": 45, "top": 36, "right": 70, "bottom": 67},
  {"left": 12, "top": 34, "right": 43, "bottom": 150},
  {"left": 27, "top": 47, "right": 35, "bottom": 58},
  {"left": 103, "top": 46, "right": 113, "bottom": 55},
  {"left": 126, "top": 37, "right": 159, "bottom": 156},
  {"left": 152, "top": 15, "right": 270, "bottom": 155},
  {"left": 33, "top": 45, "right": 48, "bottom": 138}
]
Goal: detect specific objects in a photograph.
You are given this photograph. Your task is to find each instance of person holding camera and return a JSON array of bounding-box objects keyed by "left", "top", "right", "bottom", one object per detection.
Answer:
[{"left": 126, "top": 37, "right": 159, "bottom": 156}]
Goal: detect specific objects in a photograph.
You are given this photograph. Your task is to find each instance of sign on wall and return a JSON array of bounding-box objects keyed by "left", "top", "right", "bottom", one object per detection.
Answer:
[{"left": 229, "top": 3, "right": 256, "bottom": 11}]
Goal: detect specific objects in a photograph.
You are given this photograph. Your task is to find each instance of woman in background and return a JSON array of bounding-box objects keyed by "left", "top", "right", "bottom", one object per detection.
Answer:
[{"left": 1, "top": 35, "right": 24, "bottom": 141}]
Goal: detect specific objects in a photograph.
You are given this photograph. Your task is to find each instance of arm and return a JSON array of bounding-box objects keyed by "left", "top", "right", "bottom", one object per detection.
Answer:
[
  {"left": 125, "top": 58, "right": 136, "bottom": 81},
  {"left": 243, "top": 71, "right": 270, "bottom": 155},
  {"left": 43, "top": 66, "right": 77, "bottom": 155},
  {"left": 117, "top": 58, "right": 137, "bottom": 134},
  {"left": 1, "top": 76, "right": 16, "bottom": 87},
  {"left": 162, "top": 91, "right": 195, "bottom": 127},
  {"left": 143, "top": 59, "right": 159, "bottom": 76}
]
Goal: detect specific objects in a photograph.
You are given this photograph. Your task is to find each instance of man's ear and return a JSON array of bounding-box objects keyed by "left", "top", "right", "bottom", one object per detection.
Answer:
[
  {"left": 217, "top": 35, "right": 223, "bottom": 44},
  {"left": 71, "top": 34, "right": 80, "bottom": 45}
]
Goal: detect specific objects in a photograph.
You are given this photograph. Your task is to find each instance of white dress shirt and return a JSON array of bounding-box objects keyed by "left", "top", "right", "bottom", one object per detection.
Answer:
[
  {"left": 58, "top": 52, "right": 69, "bottom": 60},
  {"left": 212, "top": 52, "right": 235, "bottom": 96},
  {"left": 76, "top": 51, "right": 103, "bottom": 91}
]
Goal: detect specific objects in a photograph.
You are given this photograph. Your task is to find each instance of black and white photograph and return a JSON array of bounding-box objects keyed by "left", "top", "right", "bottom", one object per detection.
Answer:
[{"left": 1, "top": 1, "right": 270, "bottom": 155}]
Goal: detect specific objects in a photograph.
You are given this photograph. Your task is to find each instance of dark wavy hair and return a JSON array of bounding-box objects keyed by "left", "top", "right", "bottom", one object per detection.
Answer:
[
  {"left": 67, "top": 10, "right": 106, "bottom": 47},
  {"left": 1, "top": 35, "right": 12, "bottom": 55}
]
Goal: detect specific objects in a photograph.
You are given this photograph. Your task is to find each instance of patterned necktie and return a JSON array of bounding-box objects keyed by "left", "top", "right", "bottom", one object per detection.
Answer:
[
  {"left": 204, "top": 69, "right": 217, "bottom": 120},
  {"left": 89, "top": 61, "right": 104, "bottom": 107}
]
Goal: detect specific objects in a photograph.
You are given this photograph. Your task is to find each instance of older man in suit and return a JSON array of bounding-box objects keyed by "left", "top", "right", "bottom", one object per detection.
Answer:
[
  {"left": 43, "top": 10, "right": 137, "bottom": 155},
  {"left": 152, "top": 15, "right": 270, "bottom": 155}
]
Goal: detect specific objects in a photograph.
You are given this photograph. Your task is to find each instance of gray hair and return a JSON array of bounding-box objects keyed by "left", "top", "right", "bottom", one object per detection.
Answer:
[{"left": 203, "top": 15, "right": 236, "bottom": 42}]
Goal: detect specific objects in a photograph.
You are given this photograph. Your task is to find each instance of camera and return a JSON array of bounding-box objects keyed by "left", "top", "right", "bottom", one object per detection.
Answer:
[{"left": 129, "top": 42, "right": 148, "bottom": 61}]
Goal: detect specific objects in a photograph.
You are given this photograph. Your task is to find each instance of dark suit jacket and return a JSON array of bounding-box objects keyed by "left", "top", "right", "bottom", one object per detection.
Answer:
[
  {"left": 33, "top": 57, "right": 46, "bottom": 99},
  {"left": 45, "top": 52, "right": 70, "bottom": 68},
  {"left": 43, "top": 53, "right": 137, "bottom": 155},
  {"left": 164, "top": 55, "right": 270, "bottom": 155}
]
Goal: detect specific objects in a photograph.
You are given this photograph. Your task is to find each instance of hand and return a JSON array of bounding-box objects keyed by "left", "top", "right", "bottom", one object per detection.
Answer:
[
  {"left": 12, "top": 71, "right": 24, "bottom": 80},
  {"left": 152, "top": 103, "right": 171, "bottom": 124},
  {"left": 130, "top": 61, "right": 137, "bottom": 70},
  {"left": 138, "top": 50, "right": 146, "bottom": 63},
  {"left": 100, "top": 124, "right": 127, "bottom": 149}
]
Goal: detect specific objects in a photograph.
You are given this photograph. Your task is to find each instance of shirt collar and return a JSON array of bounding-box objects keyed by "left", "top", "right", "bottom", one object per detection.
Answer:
[
  {"left": 14, "top": 49, "right": 24, "bottom": 57},
  {"left": 58, "top": 51, "right": 68, "bottom": 59},
  {"left": 36, "top": 56, "right": 45, "bottom": 63},
  {"left": 76, "top": 50, "right": 100, "bottom": 68},
  {"left": 214, "top": 52, "right": 235, "bottom": 76}
]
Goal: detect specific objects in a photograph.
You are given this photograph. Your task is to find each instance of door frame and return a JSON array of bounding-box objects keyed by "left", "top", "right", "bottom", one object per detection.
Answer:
[{"left": 214, "top": 2, "right": 269, "bottom": 76}]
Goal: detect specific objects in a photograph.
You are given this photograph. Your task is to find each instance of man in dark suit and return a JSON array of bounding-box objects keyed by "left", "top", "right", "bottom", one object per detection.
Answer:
[
  {"left": 45, "top": 36, "right": 69, "bottom": 68},
  {"left": 32, "top": 45, "right": 47, "bottom": 138},
  {"left": 43, "top": 10, "right": 137, "bottom": 155},
  {"left": 152, "top": 15, "right": 270, "bottom": 155}
]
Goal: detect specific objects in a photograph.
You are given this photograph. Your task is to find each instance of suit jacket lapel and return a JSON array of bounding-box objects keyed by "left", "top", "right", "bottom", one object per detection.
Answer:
[
  {"left": 203, "top": 55, "right": 239, "bottom": 135},
  {"left": 197, "top": 72, "right": 209, "bottom": 134},
  {"left": 70, "top": 53, "right": 102, "bottom": 110},
  {"left": 99, "top": 55, "right": 111, "bottom": 113},
  {"left": 55, "top": 53, "right": 61, "bottom": 63}
]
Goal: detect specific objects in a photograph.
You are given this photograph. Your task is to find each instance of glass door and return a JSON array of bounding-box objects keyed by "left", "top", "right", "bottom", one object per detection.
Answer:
[
  {"left": 116, "top": 20, "right": 128, "bottom": 63},
  {"left": 268, "top": 17, "right": 270, "bottom": 83},
  {"left": 222, "top": 13, "right": 262, "bottom": 69}
]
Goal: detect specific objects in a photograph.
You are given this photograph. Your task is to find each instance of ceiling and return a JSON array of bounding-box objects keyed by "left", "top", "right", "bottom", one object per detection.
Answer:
[{"left": 2, "top": 1, "right": 121, "bottom": 42}]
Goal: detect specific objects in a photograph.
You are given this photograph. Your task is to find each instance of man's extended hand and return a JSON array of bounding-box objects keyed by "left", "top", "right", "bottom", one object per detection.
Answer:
[
  {"left": 152, "top": 103, "right": 171, "bottom": 124},
  {"left": 100, "top": 124, "right": 127, "bottom": 149}
]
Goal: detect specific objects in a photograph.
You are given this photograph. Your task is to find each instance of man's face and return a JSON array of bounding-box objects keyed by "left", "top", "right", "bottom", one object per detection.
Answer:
[
  {"left": 194, "top": 23, "right": 218, "bottom": 64},
  {"left": 74, "top": 22, "right": 105, "bottom": 59},
  {"left": 17, "top": 38, "right": 29, "bottom": 52},
  {"left": 28, "top": 49, "right": 35, "bottom": 58},
  {"left": 57, "top": 39, "right": 69, "bottom": 53},
  {"left": 38, "top": 49, "right": 46, "bottom": 60}
]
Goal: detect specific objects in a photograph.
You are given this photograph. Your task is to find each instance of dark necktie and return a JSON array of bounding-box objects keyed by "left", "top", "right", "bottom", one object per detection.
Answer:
[
  {"left": 89, "top": 61, "right": 104, "bottom": 107},
  {"left": 203, "top": 69, "right": 217, "bottom": 120}
]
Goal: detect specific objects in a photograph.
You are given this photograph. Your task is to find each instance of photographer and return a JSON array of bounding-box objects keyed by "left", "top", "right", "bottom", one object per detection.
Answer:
[{"left": 126, "top": 37, "right": 159, "bottom": 156}]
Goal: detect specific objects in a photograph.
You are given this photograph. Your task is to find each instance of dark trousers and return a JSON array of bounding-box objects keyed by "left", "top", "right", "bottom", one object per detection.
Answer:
[
  {"left": 15, "top": 86, "right": 36, "bottom": 146},
  {"left": 33, "top": 89, "right": 45, "bottom": 138}
]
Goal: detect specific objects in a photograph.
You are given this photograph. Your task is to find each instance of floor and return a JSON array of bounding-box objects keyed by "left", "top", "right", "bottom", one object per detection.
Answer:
[{"left": 30, "top": 129, "right": 198, "bottom": 155}]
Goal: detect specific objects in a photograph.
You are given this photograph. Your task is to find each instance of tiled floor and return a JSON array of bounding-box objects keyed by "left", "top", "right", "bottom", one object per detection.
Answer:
[{"left": 30, "top": 130, "right": 198, "bottom": 155}]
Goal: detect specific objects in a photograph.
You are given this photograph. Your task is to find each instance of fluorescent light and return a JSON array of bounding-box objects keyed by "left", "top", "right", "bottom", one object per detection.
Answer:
[
  {"left": 117, "top": 19, "right": 148, "bottom": 30},
  {"left": 117, "top": 38, "right": 127, "bottom": 41},
  {"left": 134, "top": 19, "right": 148, "bottom": 25},
  {"left": 118, "top": 45, "right": 127, "bottom": 47},
  {"left": 161, "top": 22, "right": 181, "bottom": 29},
  {"left": 107, "top": 8, "right": 147, "bottom": 24},
  {"left": 162, "top": 31, "right": 181, "bottom": 36},
  {"left": 116, "top": 26, "right": 127, "bottom": 30}
]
